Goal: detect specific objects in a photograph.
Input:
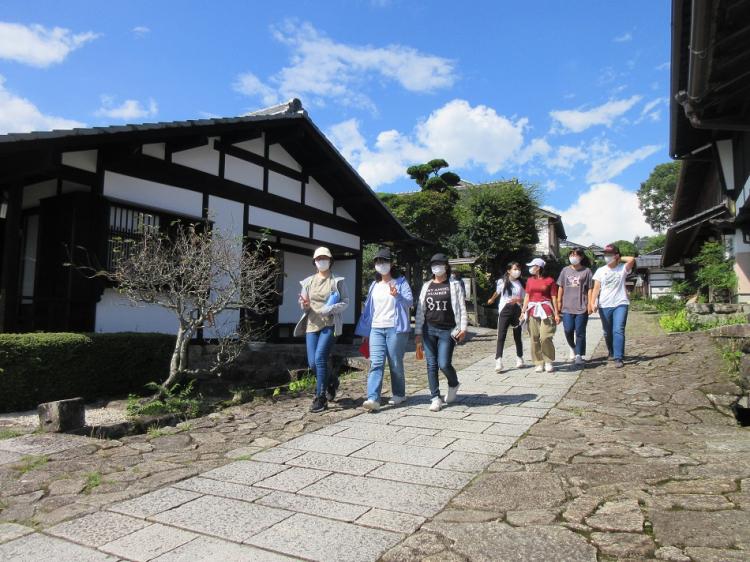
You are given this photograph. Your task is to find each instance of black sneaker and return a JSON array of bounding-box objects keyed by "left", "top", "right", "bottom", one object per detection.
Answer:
[
  {"left": 310, "top": 395, "right": 328, "bottom": 413},
  {"left": 326, "top": 376, "right": 340, "bottom": 401}
]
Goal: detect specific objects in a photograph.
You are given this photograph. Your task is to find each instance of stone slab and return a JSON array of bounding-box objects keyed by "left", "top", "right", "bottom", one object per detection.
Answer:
[
  {"left": 285, "top": 451, "right": 383, "bottom": 476},
  {"left": 434, "top": 450, "right": 495, "bottom": 472},
  {"left": 0, "top": 433, "right": 96, "bottom": 456},
  {"left": 464, "top": 413, "right": 539, "bottom": 425},
  {"left": 151, "top": 495, "right": 292, "bottom": 542},
  {"left": 0, "top": 523, "right": 33, "bottom": 544},
  {"left": 334, "top": 424, "right": 423, "bottom": 445},
  {"left": 483, "top": 423, "right": 530, "bottom": 437},
  {"left": 390, "top": 416, "right": 492, "bottom": 434},
  {"left": 279, "top": 433, "right": 372, "bottom": 456},
  {"left": 367, "top": 462, "right": 475, "bottom": 489},
  {"left": 352, "top": 441, "right": 451, "bottom": 467},
  {"left": 201, "top": 460, "right": 289, "bottom": 486},
  {"left": 437, "top": 429, "right": 520, "bottom": 444},
  {"left": 0, "top": 533, "right": 118, "bottom": 562},
  {"left": 47, "top": 511, "right": 149, "bottom": 547},
  {"left": 150, "top": 536, "right": 297, "bottom": 561},
  {"left": 248, "top": 447, "right": 305, "bottom": 464},
  {"left": 404, "top": 434, "right": 457, "bottom": 448},
  {"left": 0, "top": 449, "right": 22, "bottom": 465},
  {"left": 451, "top": 472, "right": 566, "bottom": 511},
  {"left": 651, "top": 510, "right": 750, "bottom": 548},
  {"left": 101, "top": 523, "right": 197, "bottom": 561},
  {"left": 447, "top": 438, "right": 514, "bottom": 456},
  {"left": 255, "top": 490, "right": 370, "bottom": 522},
  {"left": 254, "top": 466, "right": 331, "bottom": 492},
  {"left": 172, "top": 476, "right": 270, "bottom": 502},
  {"left": 109, "top": 487, "right": 201, "bottom": 518},
  {"left": 356, "top": 508, "right": 425, "bottom": 534},
  {"left": 246, "top": 512, "right": 402, "bottom": 562},
  {"left": 299, "top": 473, "right": 456, "bottom": 517}
]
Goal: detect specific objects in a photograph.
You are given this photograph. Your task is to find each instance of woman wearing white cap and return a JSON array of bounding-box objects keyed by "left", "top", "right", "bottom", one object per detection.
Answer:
[
  {"left": 520, "top": 258, "right": 560, "bottom": 373},
  {"left": 294, "top": 247, "right": 350, "bottom": 413}
]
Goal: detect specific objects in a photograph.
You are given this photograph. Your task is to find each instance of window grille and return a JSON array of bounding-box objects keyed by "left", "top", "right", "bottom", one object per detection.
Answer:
[{"left": 107, "top": 205, "right": 161, "bottom": 270}]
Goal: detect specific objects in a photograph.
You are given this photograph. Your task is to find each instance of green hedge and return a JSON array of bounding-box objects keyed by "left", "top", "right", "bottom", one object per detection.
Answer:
[{"left": 0, "top": 332, "right": 175, "bottom": 413}]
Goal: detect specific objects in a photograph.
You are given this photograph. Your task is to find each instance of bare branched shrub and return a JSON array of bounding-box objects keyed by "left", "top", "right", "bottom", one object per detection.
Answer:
[{"left": 78, "top": 220, "right": 279, "bottom": 387}]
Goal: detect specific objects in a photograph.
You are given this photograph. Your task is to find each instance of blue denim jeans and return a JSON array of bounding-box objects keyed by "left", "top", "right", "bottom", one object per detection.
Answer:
[
  {"left": 599, "top": 305, "right": 629, "bottom": 360},
  {"left": 306, "top": 326, "right": 335, "bottom": 397},
  {"left": 562, "top": 312, "right": 589, "bottom": 356},
  {"left": 422, "top": 323, "right": 459, "bottom": 399},
  {"left": 366, "top": 327, "right": 408, "bottom": 402}
]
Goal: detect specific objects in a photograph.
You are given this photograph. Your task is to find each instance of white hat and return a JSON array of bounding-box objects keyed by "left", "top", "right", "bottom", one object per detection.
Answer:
[
  {"left": 313, "top": 247, "right": 332, "bottom": 259},
  {"left": 526, "top": 258, "right": 546, "bottom": 268}
]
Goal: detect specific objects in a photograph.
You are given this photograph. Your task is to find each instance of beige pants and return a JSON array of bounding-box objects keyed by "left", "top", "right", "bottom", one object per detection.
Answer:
[{"left": 528, "top": 316, "right": 556, "bottom": 364}]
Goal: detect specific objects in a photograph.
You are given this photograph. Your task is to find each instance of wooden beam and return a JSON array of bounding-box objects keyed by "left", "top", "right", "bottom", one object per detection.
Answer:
[
  {"left": 104, "top": 154, "right": 361, "bottom": 235},
  {"left": 167, "top": 136, "right": 209, "bottom": 154},
  {"left": 266, "top": 128, "right": 305, "bottom": 146},
  {"left": 220, "top": 129, "right": 263, "bottom": 145}
]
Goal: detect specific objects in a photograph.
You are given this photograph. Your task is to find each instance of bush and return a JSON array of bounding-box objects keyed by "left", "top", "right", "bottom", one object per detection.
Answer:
[
  {"left": 659, "top": 309, "right": 694, "bottom": 333},
  {"left": 0, "top": 332, "right": 175, "bottom": 413},
  {"left": 126, "top": 380, "right": 205, "bottom": 419}
]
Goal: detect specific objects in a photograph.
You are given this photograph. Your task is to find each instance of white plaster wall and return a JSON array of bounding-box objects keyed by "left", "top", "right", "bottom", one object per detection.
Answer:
[
  {"left": 535, "top": 220, "right": 550, "bottom": 255},
  {"left": 269, "top": 144, "right": 302, "bottom": 171},
  {"left": 234, "top": 136, "right": 264, "bottom": 155},
  {"left": 103, "top": 171, "right": 202, "bottom": 217},
  {"left": 172, "top": 142, "right": 219, "bottom": 175},
  {"left": 249, "top": 206, "right": 309, "bottom": 237},
  {"left": 142, "top": 143, "right": 166, "bottom": 159},
  {"left": 204, "top": 195, "right": 244, "bottom": 339},
  {"left": 334, "top": 258, "right": 356, "bottom": 324},
  {"left": 21, "top": 214, "right": 38, "bottom": 300},
  {"left": 62, "top": 150, "right": 97, "bottom": 172},
  {"left": 336, "top": 207, "right": 355, "bottom": 221},
  {"left": 278, "top": 251, "right": 312, "bottom": 323},
  {"left": 224, "top": 155, "right": 263, "bottom": 189},
  {"left": 268, "top": 171, "right": 301, "bottom": 202},
  {"left": 738, "top": 175, "right": 750, "bottom": 210},
  {"left": 22, "top": 179, "right": 56, "bottom": 209},
  {"left": 313, "top": 223, "right": 360, "bottom": 250},
  {"left": 95, "top": 289, "right": 178, "bottom": 334},
  {"left": 306, "top": 177, "right": 334, "bottom": 213}
]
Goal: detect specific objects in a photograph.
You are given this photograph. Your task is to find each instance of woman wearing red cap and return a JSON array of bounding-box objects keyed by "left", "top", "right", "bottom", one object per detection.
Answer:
[
  {"left": 294, "top": 247, "right": 350, "bottom": 413},
  {"left": 520, "top": 258, "right": 560, "bottom": 372}
]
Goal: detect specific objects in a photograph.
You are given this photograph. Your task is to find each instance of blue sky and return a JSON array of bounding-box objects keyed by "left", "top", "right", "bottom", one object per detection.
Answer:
[{"left": 0, "top": 0, "right": 671, "bottom": 244}]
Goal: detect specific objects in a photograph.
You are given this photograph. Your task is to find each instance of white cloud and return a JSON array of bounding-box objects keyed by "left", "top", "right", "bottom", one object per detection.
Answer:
[
  {"left": 546, "top": 145, "right": 588, "bottom": 171},
  {"left": 544, "top": 179, "right": 558, "bottom": 193},
  {"left": 655, "top": 61, "right": 670, "bottom": 71},
  {"left": 550, "top": 182, "right": 655, "bottom": 245},
  {"left": 233, "top": 72, "right": 279, "bottom": 106},
  {"left": 0, "top": 22, "right": 98, "bottom": 67},
  {"left": 636, "top": 97, "right": 667, "bottom": 123},
  {"left": 613, "top": 32, "right": 633, "bottom": 43},
  {"left": 95, "top": 96, "right": 158, "bottom": 121},
  {"left": 549, "top": 95, "right": 642, "bottom": 134},
  {"left": 0, "top": 75, "right": 84, "bottom": 134},
  {"left": 236, "top": 21, "right": 456, "bottom": 110},
  {"left": 586, "top": 139, "right": 661, "bottom": 183},
  {"left": 328, "top": 99, "right": 528, "bottom": 188},
  {"left": 132, "top": 26, "right": 150, "bottom": 37}
]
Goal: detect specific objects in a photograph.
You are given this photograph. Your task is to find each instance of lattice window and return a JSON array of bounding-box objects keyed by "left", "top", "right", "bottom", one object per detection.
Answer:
[{"left": 107, "top": 205, "right": 161, "bottom": 270}]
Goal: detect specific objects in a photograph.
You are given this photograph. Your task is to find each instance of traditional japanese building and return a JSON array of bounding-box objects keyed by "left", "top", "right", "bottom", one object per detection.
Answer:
[
  {"left": 664, "top": 0, "right": 750, "bottom": 302},
  {"left": 0, "top": 99, "right": 412, "bottom": 338}
]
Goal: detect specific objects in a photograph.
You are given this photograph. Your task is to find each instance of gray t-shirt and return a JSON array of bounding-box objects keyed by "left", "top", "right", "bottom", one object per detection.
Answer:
[{"left": 556, "top": 266, "right": 592, "bottom": 314}]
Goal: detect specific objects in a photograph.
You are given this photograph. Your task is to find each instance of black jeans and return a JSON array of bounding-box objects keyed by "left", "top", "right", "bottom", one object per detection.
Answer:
[{"left": 496, "top": 304, "right": 523, "bottom": 359}]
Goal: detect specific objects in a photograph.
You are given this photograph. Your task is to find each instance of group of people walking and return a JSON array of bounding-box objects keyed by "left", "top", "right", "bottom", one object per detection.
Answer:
[{"left": 296, "top": 243, "right": 635, "bottom": 414}]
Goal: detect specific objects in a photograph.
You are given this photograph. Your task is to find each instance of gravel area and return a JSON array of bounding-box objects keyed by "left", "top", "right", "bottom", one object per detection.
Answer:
[{"left": 0, "top": 402, "right": 129, "bottom": 429}]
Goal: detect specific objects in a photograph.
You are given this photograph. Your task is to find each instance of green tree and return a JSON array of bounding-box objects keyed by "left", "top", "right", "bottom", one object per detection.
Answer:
[
  {"left": 453, "top": 180, "right": 539, "bottom": 271},
  {"left": 692, "top": 240, "right": 736, "bottom": 301},
  {"left": 637, "top": 161, "right": 681, "bottom": 232},
  {"left": 612, "top": 240, "right": 639, "bottom": 257},
  {"left": 639, "top": 233, "right": 667, "bottom": 254},
  {"left": 406, "top": 159, "right": 461, "bottom": 193}
]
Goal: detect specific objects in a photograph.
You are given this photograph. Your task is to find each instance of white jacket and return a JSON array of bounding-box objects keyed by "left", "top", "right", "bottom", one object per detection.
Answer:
[{"left": 415, "top": 278, "right": 468, "bottom": 336}]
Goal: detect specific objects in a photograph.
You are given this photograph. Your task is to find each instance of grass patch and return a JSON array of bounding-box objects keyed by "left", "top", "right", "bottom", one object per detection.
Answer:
[
  {"left": 15, "top": 455, "right": 48, "bottom": 475},
  {"left": 127, "top": 380, "right": 208, "bottom": 420},
  {"left": 146, "top": 425, "right": 168, "bottom": 438},
  {"left": 0, "top": 429, "right": 24, "bottom": 440},
  {"left": 569, "top": 407, "right": 586, "bottom": 417},
  {"left": 718, "top": 338, "right": 743, "bottom": 384},
  {"left": 82, "top": 471, "right": 102, "bottom": 493}
]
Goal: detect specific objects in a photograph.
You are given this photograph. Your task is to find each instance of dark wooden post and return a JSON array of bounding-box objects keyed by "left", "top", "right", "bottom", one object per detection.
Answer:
[{"left": 0, "top": 185, "right": 22, "bottom": 332}]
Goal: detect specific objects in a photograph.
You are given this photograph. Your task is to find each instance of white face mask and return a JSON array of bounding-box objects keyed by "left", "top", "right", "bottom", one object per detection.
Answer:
[
  {"left": 375, "top": 263, "right": 391, "bottom": 275},
  {"left": 529, "top": 266, "right": 539, "bottom": 275},
  {"left": 569, "top": 256, "right": 581, "bottom": 266},
  {"left": 316, "top": 259, "right": 330, "bottom": 272},
  {"left": 431, "top": 265, "right": 447, "bottom": 276},
  {"left": 510, "top": 269, "right": 522, "bottom": 279},
  {"left": 604, "top": 255, "right": 615, "bottom": 265}
]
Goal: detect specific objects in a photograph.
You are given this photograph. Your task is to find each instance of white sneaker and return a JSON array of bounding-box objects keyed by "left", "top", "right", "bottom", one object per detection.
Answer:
[
  {"left": 574, "top": 355, "right": 584, "bottom": 365},
  {"left": 429, "top": 397, "right": 443, "bottom": 412},
  {"left": 388, "top": 396, "right": 406, "bottom": 406},
  {"left": 362, "top": 399, "right": 380, "bottom": 412},
  {"left": 515, "top": 356, "right": 524, "bottom": 368},
  {"left": 545, "top": 362, "right": 555, "bottom": 373},
  {"left": 535, "top": 365, "right": 543, "bottom": 373},
  {"left": 495, "top": 358, "right": 503, "bottom": 373},
  {"left": 444, "top": 383, "right": 460, "bottom": 404},
  {"left": 568, "top": 347, "right": 576, "bottom": 361}
]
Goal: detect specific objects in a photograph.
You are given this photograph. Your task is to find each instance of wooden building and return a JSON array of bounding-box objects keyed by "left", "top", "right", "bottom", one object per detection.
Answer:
[
  {"left": 664, "top": 0, "right": 750, "bottom": 302},
  {"left": 0, "top": 99, "right": 412, "bottom": 338}
]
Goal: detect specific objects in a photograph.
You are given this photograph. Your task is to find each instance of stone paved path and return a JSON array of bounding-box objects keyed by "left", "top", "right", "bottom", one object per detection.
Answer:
[{"left": 0, "top": 322, "right": 601, "bottom": 561}]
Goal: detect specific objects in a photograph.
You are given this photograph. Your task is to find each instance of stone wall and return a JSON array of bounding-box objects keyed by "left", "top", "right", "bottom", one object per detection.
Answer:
[{"left": 685, "top": 302, "right": 750, "bottom": 328}]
